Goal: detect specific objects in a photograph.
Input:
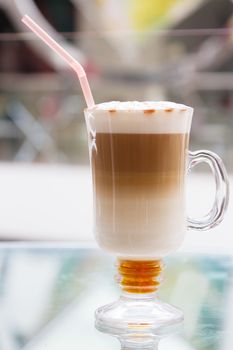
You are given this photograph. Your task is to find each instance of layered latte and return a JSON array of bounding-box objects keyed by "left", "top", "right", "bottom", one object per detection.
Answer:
[{"left": 85, "top": 101, "right": 193, "bottom": 258}]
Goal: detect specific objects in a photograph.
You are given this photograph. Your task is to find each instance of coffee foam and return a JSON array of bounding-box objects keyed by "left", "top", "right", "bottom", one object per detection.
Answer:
[
  {"left": 85, "top": 101, "right": 193, "bottom": 134},
  {"left": 92, "top": 101, "right": 189, "bottom": 111}
]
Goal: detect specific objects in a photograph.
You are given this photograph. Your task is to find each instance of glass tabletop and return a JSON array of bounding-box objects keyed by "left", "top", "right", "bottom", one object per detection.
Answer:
[{"left": 0, "top": 245, "right": 232, "bottom": 350}]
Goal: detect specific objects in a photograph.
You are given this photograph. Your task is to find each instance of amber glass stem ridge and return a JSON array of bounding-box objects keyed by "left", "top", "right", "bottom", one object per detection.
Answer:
[{"left": 117, "top": 259, "right": 163, "bottom": 294}]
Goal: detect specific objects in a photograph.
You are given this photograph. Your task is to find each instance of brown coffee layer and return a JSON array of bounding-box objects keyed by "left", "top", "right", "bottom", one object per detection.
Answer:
[{"left": 91, "top": 133, "right": 189, "bottom": 195}]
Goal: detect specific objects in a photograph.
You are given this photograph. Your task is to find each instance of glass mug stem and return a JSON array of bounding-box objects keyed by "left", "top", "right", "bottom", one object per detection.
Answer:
[{"left": 188, "top": 150, "right": 230, "bottom": 230}]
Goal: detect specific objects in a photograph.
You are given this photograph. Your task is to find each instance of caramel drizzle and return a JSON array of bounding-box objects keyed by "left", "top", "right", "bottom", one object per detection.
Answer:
[
  {"left": 117, "top": 259, "right": 163, "bottom": 294},
  {"left": 143, "top": 109, "right": 155, "bottom": 114}
]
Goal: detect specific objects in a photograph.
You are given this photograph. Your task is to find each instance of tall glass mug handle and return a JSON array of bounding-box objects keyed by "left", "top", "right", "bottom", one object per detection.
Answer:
[{"left": 187, "top": 150, "right": 230, "bottom": 230}]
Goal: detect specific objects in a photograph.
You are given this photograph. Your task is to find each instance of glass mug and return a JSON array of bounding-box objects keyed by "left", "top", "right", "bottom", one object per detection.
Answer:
[
  {"left": 84, "top": 101, "right": 229, "bottom": 349},
  {"left": 85, "top": 101, "right": 229, "bottom": 258}
]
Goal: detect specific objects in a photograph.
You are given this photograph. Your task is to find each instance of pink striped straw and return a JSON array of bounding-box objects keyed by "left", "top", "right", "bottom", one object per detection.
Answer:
[{"left": 22, "top": 15, "right": 95, "bottom": 108}]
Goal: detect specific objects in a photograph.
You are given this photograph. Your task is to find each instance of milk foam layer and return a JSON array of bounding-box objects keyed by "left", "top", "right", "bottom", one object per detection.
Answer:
[
  {"left": 87, "top": 101, "right": 193, "bottom": 134},
  {"left": 95, "top": 193, "right": 186, "bottom": 259}
]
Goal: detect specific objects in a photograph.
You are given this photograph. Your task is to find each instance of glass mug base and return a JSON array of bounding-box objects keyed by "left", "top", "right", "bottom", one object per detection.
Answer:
[
  {"left": 95, "top": 294, "right": 183, "bottom": 334},
  {"left": 95, "top": 259, "right": 183, "bottom": 349}
]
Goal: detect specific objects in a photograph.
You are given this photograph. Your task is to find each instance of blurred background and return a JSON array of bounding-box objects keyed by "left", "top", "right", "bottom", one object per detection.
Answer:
[
  {"left": 0, "top": 0, "right": 232, "bottom": 165},
  {"left": 0, "top": 0, "right": 233, "bottom": 241},
  {"left": 0, "top": 2, "right": 233, "bottom": 350},
  {"left": 0, "top": 0, "right": 232, "bottom": 241}
]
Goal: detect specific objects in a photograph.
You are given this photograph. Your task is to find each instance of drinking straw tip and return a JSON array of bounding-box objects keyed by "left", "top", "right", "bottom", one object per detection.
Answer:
[
  {"left": 20, "top": 14, "right": 95, "bottom": 108},
  {"left": 21, "top": 15, "right": 29, "bottom": 23}
]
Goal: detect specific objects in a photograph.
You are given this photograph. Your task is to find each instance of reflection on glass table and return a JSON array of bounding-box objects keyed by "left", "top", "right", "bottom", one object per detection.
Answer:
[{"left": 0, "top": 246, "right": 232, "bottom": 350}]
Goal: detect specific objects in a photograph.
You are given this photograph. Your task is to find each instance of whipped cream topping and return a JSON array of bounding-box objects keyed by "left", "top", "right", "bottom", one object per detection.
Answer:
[
  {"left": 85, "top": 101, "right": 193, "bottom": 134},
  {"left": 91, "top": 101, "right": 190, "bottom": 111}
]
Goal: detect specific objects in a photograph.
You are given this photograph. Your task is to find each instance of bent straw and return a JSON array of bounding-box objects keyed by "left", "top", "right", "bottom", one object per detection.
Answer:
[{"left": 22, "top": 15, "right": 95, "bottom": 108}]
